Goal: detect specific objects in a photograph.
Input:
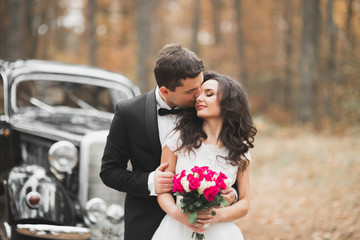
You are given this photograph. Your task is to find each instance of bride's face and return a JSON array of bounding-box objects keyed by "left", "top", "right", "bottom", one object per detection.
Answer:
[{"left": 195, "top": 79, "right": 221, "bottom": 119}]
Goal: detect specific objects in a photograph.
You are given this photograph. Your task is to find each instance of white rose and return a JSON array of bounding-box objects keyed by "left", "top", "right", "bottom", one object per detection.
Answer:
[
  {"left": 201, "top": 180, "right": 216, "bottom": 193},
  {"left": 206, "top": 180, "right": 216, "bottom": 188},
  {"left": 181, "top": 177, "right": 191, "bottom": 192},
  {"left": 224, "top": 178, "right": 232, "bottom": 188},
  {"left": 197, "top": 180, "right": 207, "bottom": 194}
]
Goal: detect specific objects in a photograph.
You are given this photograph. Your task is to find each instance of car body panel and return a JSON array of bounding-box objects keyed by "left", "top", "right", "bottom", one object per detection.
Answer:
[{"left": 0, "top": 59, "right": 139, "bottom": 240}]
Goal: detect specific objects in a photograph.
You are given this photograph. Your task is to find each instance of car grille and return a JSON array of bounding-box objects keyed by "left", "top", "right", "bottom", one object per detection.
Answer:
[{"left": 79, "top": 131, "right": 126, "bottom": 240}]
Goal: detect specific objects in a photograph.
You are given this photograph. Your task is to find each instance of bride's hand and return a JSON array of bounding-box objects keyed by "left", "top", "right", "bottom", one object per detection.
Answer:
[
  {"left": 170, "top": 208, "right": 206, "bottom": 233},
  {"left": 196, "top": 209, "right": 221, "bottom": 226}
]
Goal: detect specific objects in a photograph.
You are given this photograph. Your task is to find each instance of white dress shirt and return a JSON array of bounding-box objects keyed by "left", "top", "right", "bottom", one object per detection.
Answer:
[{"left": 148, "top": 87, "right": 179, "bottom": 196}]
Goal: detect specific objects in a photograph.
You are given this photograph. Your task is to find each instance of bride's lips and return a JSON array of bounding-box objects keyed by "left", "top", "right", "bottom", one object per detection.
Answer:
[{"left": 196, "top": 105, "right": 206, "bottom": 110}]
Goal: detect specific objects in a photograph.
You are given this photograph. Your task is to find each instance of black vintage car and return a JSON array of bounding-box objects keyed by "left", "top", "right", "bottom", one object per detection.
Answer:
[{"left": 0, "top": 60, "right": 140, "bottom": 240}]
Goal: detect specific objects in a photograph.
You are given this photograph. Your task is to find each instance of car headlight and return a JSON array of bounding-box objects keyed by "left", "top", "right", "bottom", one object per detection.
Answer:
[
  {"left": 86, "top": 198, "right": 107, "bottom": 224},
  {"left": 48, "top": 141, "right": 78, "bottom": 173},
  {"left": 106, "top": 204, "right": 124, "bottom": 223}
]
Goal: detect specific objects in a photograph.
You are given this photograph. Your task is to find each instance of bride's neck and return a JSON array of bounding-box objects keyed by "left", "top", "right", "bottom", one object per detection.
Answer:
[{"left": 202, "top": 118, "right": 223, "bottom": 147}]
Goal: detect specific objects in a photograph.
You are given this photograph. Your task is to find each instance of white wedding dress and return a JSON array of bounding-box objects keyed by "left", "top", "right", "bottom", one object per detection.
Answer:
[{"left": 152, "top": 131, "right": 249, "bottom": 240}]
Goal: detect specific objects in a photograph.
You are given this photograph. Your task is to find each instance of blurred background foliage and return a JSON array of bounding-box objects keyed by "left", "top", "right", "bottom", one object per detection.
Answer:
[
  {"left": 1, "top": 0, "right": 359, "bottom": 132},
  {"left": 1, "top": 1, "right": 359, "bottom": 239}
]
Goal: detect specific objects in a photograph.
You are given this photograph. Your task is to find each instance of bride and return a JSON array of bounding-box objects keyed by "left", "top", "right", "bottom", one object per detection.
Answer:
[{"left": 152, "top": 70, "right": 257, "bottom": 240}]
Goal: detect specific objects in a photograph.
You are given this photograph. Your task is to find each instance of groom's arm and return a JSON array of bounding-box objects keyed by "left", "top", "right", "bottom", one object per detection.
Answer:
[
  {"left": 221, "top": 183, "right": 238, "bottom": 205},
  {"left": 100, "top": 102, "right": 151, "bottom": 198}
]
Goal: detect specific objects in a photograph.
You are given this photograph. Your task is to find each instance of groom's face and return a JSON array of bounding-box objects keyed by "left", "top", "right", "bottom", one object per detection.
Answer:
[{"left": 166, "top": 72, "right": 203, "bottom": 108}]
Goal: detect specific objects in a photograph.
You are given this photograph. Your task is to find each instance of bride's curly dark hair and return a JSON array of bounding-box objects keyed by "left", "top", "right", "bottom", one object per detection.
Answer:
[{"left": 174, "top": 70, "right": 257, "bottom": 172}]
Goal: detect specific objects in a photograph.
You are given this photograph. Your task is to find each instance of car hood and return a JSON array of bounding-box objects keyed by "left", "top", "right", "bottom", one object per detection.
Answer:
[{"left": 10, "top": 107, "right": 112, "bottom": 144}]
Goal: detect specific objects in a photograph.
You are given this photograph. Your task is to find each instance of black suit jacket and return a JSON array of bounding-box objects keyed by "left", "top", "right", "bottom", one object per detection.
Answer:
[{"left": 100, "top": 89, "right": 165, "bottom": 240}]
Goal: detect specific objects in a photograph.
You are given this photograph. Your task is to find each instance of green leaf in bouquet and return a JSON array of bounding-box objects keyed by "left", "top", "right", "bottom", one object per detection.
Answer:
[
  {"left": 220, "top": 198, "right": 229, "bottom": 207},
  {"left": 195, "top": 201, "right": 202, "bottom": 207},
  {"left": 189, "top": 211, "right": 198, "bottom": 225},
  {"left": 179, "top": 201, "right": 187, "bottom": 209}
]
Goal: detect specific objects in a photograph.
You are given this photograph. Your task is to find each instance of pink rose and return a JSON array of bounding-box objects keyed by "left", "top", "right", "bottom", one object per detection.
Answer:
[
  {"left": 191, "top": 166, "right": 205, "bottom": 181},
  {"left": 200, "top": 166, "right": 209, "bottom": 172},
  {"left": 204, "top": 170, "right": 216, "bottom": 181},
  {"left": 218, "top": 172, "right": 227, "bottom": 179},
  {"left": 187, "top": 174, "right": 201, "bottom": 191},
  {"left": 216, "top": 177, "right": 227, "bottom": 190},
  {"left": 172, "top": 174, "right": 185, "bottom": 193},
  {"left": 203, "top": 185, "right": 220, "bottom": 201}
]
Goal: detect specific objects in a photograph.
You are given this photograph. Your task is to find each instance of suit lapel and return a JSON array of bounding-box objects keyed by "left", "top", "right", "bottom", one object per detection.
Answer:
[{"left": 145, "top": 89, "right": 162, "bottom": 162}]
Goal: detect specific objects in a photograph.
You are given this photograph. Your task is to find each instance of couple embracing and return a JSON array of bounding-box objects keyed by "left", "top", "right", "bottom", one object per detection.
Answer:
[{"left": 100, "top": 43, "right": 257, "bottom": 240}]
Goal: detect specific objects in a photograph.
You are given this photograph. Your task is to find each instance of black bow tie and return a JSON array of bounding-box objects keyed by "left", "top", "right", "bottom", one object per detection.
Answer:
[{"left": 158, "top": 108, "right": 185, "bottom": 116}]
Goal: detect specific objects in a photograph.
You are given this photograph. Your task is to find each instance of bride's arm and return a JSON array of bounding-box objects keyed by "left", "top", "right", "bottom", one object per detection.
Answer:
[
  {"left": 197, "top": 161, "right": 251, "bottom": 224},
  {"left": 157, "top": 145, "right": 205, "bottom": 232}
]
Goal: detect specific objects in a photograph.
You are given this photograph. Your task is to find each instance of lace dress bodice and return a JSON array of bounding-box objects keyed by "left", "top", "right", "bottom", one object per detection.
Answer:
[
  {"left": 152, "top": 131, "right": 249, "bottom": 240},
  {"left": 164, "top": 131, "right": 241, "bottom": 185}
]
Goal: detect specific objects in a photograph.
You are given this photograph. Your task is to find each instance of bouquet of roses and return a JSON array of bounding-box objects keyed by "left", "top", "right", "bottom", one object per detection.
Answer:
[{"left": 172, "top": 166, "right": 232, "bottom": 240}]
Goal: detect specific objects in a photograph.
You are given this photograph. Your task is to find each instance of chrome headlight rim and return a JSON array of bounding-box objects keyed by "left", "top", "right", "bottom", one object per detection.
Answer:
[
  {"left": 85, "top": 198, "right": 108, "bottom": 224},
  {"left": 48, "top": 140, "right": 78, "bottom": 173},
  {"left": 106, "top": 204, "right": 124, "bottom": 223},
  {"left": 85, "top": 198, "right": 124, "bottom": 224}
]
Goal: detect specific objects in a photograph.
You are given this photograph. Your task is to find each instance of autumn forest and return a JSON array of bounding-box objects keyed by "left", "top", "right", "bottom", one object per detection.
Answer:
[{"left": 1, "top": 0, "right": 359, "bottom": 132}]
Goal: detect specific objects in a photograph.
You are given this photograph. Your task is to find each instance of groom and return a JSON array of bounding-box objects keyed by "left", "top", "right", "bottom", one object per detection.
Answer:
[{"left": 100, "top": 43, "right": 205, "bottom": 240}]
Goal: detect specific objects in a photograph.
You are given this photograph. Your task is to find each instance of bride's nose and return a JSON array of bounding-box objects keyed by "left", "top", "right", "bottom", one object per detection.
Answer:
[{"left": 196, "top": 93, "right": 204, "bottom": 102}]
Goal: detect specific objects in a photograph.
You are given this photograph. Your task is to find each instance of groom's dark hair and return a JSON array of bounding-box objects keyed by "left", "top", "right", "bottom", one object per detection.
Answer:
[{"left": 154, "top": 43, "right": 204, "bottom": 91}]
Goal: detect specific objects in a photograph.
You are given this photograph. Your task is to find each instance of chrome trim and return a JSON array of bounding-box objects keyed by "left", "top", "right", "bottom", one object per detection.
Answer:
[
  {"left": 16, "top": 224, "right": 91, "bottom": 239},
  {"left": 78, "top": 130, "right": 109, "bottom": 206},
  {"left": 9, "top": 120, "right": 84, "bottom": 145},
  {"left": 4, "top": 221, "right": 12, "bottom": 239},
  {"left": 85, "top": 198, "right": 107, "bottom": 224},
  {"left": 25, "top": 191, "right": 42, "bottom": 208},
  {"left": 0, "top": 70, "right": 9, "bottom": 122},
  {"left": 17, "top": 224, "right": 90, "bottom": 233},
  {"left": 48, "top": 141, "right": 78, "bottom": 173}
]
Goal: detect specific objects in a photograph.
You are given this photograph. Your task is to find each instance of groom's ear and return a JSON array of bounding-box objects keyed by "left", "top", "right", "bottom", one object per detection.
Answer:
[{"left": 159, "top": 86, "right": 170, "bottom": 97}]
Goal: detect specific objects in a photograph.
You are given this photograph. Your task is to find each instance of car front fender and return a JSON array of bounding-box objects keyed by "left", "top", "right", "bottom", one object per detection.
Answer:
[{"left": 4, "top": 164, "right": 76, "bottom": 226}]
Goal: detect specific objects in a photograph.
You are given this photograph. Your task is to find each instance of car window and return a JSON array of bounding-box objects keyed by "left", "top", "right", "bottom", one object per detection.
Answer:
[
  {"left": 0, "top": 75, "right": 4, "bottom": 115},
  {"left": 15, "top": 79, "right": 126, "bottom": 113}
]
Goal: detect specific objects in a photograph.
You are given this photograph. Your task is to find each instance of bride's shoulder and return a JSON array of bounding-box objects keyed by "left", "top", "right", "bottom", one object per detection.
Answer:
[{"left": 163, "top": 130, "right": 182, "bottom": 152}]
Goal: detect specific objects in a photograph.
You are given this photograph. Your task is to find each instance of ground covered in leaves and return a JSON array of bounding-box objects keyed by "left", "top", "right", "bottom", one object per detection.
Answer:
[{"left": 236, "top": 125, "right": 360, "bottom": 240}]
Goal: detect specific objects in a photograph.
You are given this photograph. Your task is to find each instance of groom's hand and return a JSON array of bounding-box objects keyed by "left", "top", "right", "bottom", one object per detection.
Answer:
[
  {"left": 154, "top": 163, "right": 174, "bottom": 194},
  {"left": 221, "top": 187, "right": 237, "bottom": 205}
]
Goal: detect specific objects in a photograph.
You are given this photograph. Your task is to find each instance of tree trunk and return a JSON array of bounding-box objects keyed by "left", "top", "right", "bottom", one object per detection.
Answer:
[
  {"left": 191, "top": 0, "right": 200, "bottom": 54},
  {"left": 7, "top": 0, "right": 25, "bottom": 60},
  {"left": 0, "top": 0, "right": 8, "bottom": 58},
  {"left": 24, "top": 0, "right": 39, "bottom": 59},
  {"left": 298, "top": 0, "right": 321, "bottom": 123},
  {"left": 234, "top": 0, "right": 247, "bottom": 85},
  {"left": 283, "top": 0, "right": 294, "bottom": 114},
  {"left": 326, "top": 0, "right": 336, "bottom": 121},
  {"left": 88, "top": 0, "right": 97, "bottom": 66},
  {"left": 345, "top": 0, "right": 355, "bottom": 52},
  {"left": 137, "top": 0, "right": 155, "bottom": 92},
  {"left": 212, "top": 0, "right": 222, "bottom": 45}
]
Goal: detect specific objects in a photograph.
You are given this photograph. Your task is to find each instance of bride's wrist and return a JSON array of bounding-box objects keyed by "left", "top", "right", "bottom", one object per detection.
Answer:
[{"left": 169, "top": 207, "right": 181, "bottom": 220}]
